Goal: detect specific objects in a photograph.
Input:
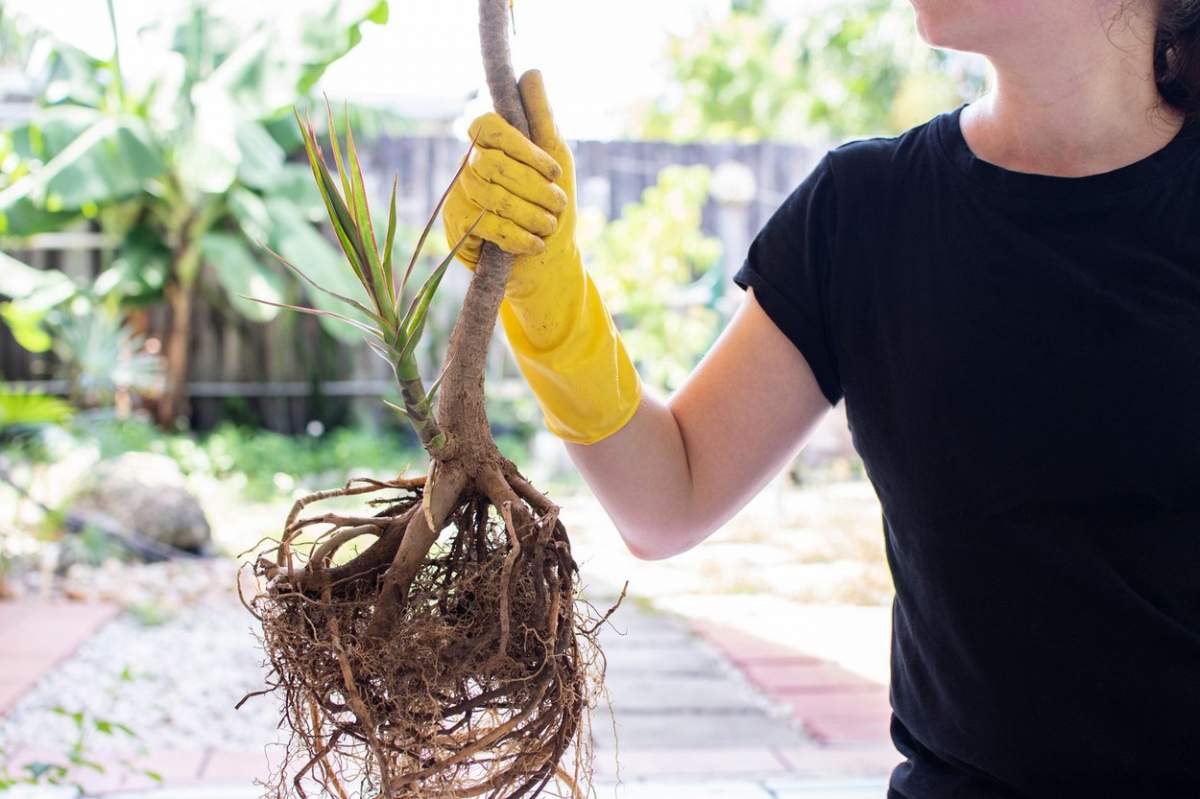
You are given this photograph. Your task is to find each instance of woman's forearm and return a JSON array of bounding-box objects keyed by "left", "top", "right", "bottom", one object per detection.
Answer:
[
  {"left": 564, "top": 290, "right": 834, "bottom": 560},
  {"left": 565, "top": 394, "right": 702, "bottom": 559}
]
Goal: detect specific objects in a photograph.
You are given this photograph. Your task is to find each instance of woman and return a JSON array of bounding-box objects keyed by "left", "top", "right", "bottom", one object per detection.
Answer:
[{"left": 442, "top": 1, "right": 1200, "bottom": 796}]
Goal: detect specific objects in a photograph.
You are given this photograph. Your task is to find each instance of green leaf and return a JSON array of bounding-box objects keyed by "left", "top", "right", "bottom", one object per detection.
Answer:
[
  {"left": 265, "top": 164, "right": 324, "bottom": 219},
  {"left": 260, "top": 243, "right": 388, "bottom": 326},
  {"left": 0, "top": 303, "right": 51, "bottom": 352},
  {"left": 295, "top": 111, "right": 369, "bottom": 286},
  {"left": 0, "top": 253, "right": 77, "bottom": 306},
  {"left": 200, "top": 232, "right": 287, "bottom": 322},
  {"left": 177, "top": 99, "right": 239, "bottom": 196},
  {"left": 227, "top": 188, "right": 272, "bottom": 243},
  {"left": 264, "top": 196, "right": 370, "bottom": 342},
  {"left": 343, "top": 119, "right": 387, "bottom": 307},
  {"left": 241, "top": 296, "right": 382, "bottom": 340},
  {"left": 235, "top": 121, "right": 286, "bottom": 190},
  {"left": 0, "top": 117, "right": 165, "bottom": 213},
  {"left": 94, "top": 239, "right": 170, "bottom": 305},
  {"left": 397, "top": 140, "right": 475, "bottom": 303},
  {"left": 382, "top": 175, "right": 398, "bottom": 292},
  {"left": 0, "top": 387, "right": 74, "bottom": 429}
]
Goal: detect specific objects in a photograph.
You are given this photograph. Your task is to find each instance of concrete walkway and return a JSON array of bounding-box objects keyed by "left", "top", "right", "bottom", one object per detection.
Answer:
[{"left": 1, "top": 598, "right": 898, "bottom": 795}]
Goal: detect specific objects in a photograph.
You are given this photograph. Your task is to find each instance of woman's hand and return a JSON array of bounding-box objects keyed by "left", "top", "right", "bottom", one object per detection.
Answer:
[
  {"left": 440, "top": 69, "right": 641, "bottom": 446},
  {"left": 443, "top": 70, "right": 577, "bottom": 300}
]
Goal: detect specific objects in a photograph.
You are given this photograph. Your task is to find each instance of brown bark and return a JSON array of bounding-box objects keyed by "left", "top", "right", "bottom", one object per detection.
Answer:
[
  {"left": 432, "top": 0, "right": 531, "bottom": 468},
  {"left": 157, "top": 277, "right": 193, "bottom": 428}
]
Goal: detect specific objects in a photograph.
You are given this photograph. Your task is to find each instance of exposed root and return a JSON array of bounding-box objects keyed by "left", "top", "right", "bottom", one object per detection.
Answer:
[{"left": 245, "top": 464, "right": 609, "bottom": 798}]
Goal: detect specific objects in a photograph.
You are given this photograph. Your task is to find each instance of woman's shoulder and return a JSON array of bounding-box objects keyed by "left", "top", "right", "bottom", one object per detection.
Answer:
[{"left": 821, "top": 106, "right": 957, "bottom": 194}]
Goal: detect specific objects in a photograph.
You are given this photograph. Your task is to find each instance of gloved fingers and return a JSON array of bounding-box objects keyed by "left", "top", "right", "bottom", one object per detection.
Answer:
[
  {"left": 447, "top": 188, "right": 546, "bottom": 256},
  {"left": 467, "top": 112, "right": 561, "bottom": 182},
  {"left": 473, "top": 209, "right": 546, "bottom": 256},
  {"left": 469, "top": 146, "right": 568, "bottom": 215},
  {"left": 443, "top": 190, "right": 483, "bottom": 267},
  {"left": 460, "top": 166, "right": 558, "bottom": 238},
  {"left": 517, "top": 70, "right": 561, "bottom": 153}
]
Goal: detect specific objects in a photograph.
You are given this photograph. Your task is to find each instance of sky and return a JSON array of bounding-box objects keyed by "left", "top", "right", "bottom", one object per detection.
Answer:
[{"left": 5, "top": 0, "right": 743, "bottom": 139}]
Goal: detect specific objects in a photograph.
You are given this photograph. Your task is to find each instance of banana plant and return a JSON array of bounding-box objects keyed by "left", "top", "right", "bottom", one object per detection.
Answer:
[{"left": 0, "top": 1, "right": 388, "bottom": 427}]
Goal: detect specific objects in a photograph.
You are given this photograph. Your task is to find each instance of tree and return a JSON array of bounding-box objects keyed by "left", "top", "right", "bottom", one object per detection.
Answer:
[
  {"left": 0, "top": 1, "right": 388, "bottom": 426},
  {"left": 638, "top": 0, "right": 987, "bottom": 144}
]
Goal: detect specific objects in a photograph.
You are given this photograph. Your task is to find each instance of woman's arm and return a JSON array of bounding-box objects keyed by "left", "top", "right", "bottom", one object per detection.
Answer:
[
  {"left": 567, "top": 286, "right": 834, "bottom": 560},
  {"left": 439, "top": 72, "right": 834, "bottom": 558}
]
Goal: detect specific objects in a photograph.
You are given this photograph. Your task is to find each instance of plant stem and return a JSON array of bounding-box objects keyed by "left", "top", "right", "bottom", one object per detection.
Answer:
[
  {"left": 433, "top": 0, "right": 530, "bottom": 465},
  {"left": 105, "top": 0, "right": 125, "bottom": 107}
]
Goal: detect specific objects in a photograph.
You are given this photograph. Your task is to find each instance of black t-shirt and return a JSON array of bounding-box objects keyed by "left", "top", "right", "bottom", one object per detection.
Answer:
[{"left": 733, "top": 104, "right": 1200, "bottom": 798}]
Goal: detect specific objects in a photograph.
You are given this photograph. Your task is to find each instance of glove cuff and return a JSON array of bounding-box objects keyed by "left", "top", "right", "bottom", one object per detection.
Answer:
[{"left": 499, "top": 267, "right": 642, "bottom": 445}]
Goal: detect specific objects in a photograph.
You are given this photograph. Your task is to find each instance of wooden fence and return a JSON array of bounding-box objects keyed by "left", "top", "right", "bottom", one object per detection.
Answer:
[{"left": 0, "top": 136, "right": 818, "bottom": 433}]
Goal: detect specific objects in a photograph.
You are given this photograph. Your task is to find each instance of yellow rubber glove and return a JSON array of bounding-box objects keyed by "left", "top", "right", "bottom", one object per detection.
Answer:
[{"left": 443, "top": 70, "right": 642, "bottom": 445}]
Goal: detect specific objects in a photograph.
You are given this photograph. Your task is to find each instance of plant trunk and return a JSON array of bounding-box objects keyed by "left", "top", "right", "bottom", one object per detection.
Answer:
[
  {"left": 158, "top": 281, "right": 191, "bottom": 428},
  {"left": 433, "top": 0, "right": 531, "bottom": 470}
]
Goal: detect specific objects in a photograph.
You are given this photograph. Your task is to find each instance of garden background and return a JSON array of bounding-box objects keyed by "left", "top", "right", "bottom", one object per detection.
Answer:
[{"left": 0, "top": 1, "right": 987, "bottom": 796}]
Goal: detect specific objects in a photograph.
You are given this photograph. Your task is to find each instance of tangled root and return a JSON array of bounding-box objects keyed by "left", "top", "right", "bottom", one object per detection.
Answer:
[{"left": 240, "top": 465, "right": 617, "bottom": 799}]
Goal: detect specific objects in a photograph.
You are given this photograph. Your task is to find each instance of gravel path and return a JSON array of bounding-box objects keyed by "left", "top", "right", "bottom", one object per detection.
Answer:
[{"left": 0, "top": 596, "right": 283, "bottom": 754}]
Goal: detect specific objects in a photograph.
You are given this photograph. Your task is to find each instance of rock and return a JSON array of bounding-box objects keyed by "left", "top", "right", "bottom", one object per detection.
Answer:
[{"left": 67, "top": 452, "right": 212, "bottom": 556}]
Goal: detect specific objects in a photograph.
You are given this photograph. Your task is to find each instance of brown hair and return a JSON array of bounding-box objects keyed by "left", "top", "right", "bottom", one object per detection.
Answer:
[{"left": 1155, "top": 0, "right": 1200, "bottom": 117}]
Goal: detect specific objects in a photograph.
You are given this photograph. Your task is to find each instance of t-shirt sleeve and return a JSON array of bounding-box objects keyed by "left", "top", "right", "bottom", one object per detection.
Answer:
[{"left": 732, "top": 152, "right": 843, "bottom": 406}]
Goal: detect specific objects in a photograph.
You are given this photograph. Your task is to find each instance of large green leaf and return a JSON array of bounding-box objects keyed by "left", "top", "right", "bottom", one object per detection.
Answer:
[
  {"left": 93, "top": 237, "right": 171, "bottom": 306},
  {"left": 5, "top": 107, "right": 100, "bottom": 162},
  {"left": 227, "top": 187, "right": 272, "bottom": 244},
  {"left": 265, "top": 164, "right": 325, "bottom": 219},
  {"left": 235, "top": 121, "right": 286, "bottom": 190},
  {"left": 0, "top": 385, "right": 74, "bottom": 429},
  {"left": 0, "top": 117, "right": 166, "bottom": 214},
  {"left": 0, "top": 252, "right": 77, "bottom": 307},
  {"left": 200, "top": 231, "right": 287, "bottom": 322},
  {"left": 177, "top": 90, "right": 239, "bottom": 196},
  {"left": 217, "top": 1, "right": 388, "bottom": 119},
  {"left": 0, "top": 252, "right": 78, "bottom": 353},
  {"left": 0, "top": 302, "right": 53, "bottom": 353}
]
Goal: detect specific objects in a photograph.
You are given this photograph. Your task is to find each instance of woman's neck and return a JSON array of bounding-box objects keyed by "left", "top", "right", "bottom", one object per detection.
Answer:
[{"left": 960, "top": 11, "right": 1185, "bottom": 177}]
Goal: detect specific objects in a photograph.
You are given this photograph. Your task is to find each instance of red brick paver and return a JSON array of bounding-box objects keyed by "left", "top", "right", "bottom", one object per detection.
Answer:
[
  {"left": 0, "top": 600, "right": 121, "bottom": 714},
  {"left": 691, "top": 620, "right": 897, "bottom": 752}
]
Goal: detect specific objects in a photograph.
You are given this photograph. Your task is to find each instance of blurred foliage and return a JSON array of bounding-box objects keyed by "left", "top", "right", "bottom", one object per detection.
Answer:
[
  {"left": 0, "top": 1, "right": 389, "bottom": 424},
  {"left": 0, "top": 704, "right": 154, "bottom": 794},
  {"left": 0, "top": 383, "right": 74, "bottom": 461},
  {"left": 639, "top": 0, "right": 987, "bottom": 143},
  {"left": 579, "top": 164, "right": 723, "bottom": 393},
  {"left": 83, "top": 416, "right": 425, "bottom": 500},
  {"left": 52, "top": 307, "right": 163, "bottom": 406}
]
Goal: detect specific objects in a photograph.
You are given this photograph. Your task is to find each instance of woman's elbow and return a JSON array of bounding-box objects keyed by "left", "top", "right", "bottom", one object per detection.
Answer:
[{"left": 616, "top": 519, "right": 707, "bottom": 561}]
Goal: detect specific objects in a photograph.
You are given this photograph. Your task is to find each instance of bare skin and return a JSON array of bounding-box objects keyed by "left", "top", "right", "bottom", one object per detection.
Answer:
[{"left": 566, "top": 0, "right": 1184, "bottom": 560}]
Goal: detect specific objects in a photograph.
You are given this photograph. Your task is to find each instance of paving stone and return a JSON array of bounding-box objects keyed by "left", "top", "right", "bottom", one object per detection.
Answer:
[
  {"left": 592, "top": 707, "right": 807, "bottom": 750},
  {"left": 744, "top": 662, "right": 881, "bottom": 693},
  {"left": 766, "top": 777, "right": 891, "bottom": 797},
  {"left": 784, "top": 687, "right": 891, "bottom": 718},
  {"left": 772, "top": 745, "right": 902, "bottom": 777},
  {"left": 592, "top": 746, "right": 789, "bottom": 779},
  {"left": 689, "top": 621, "right": 822, "bottom": 664},
  {"left": 0, "top": 601, "right": 120, "bottom": 714},
  {"left": 801, "top": 713, "right": 893, "bottom": 746},
  {"left": 201, "top": 748, "right": 272, "bottom": 782},
  {"left": 601, "top": 644, "right": 727, "bottom": 676},
  {"left": 602, "top": 674, "right": 767, "bottom": 712},
  {"left": 593, "top": 778, "right": 774, "bottom": 798}
]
